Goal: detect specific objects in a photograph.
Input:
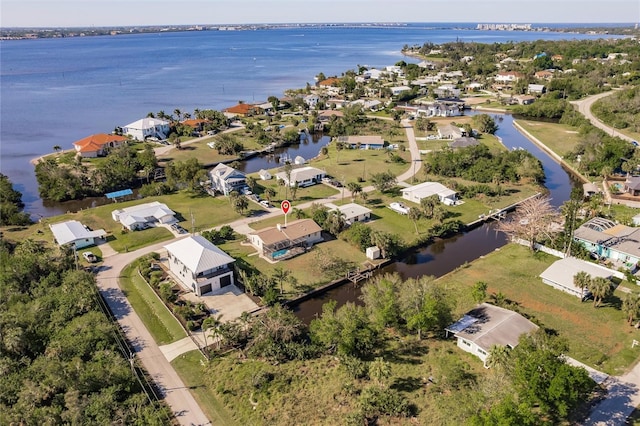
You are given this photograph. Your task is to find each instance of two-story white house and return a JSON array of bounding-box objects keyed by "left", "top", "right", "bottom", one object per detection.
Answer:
[
  {"left": 122, "top": 117, "right": 170, "bottom": 141},
  {"left": 209, "top": 163, "right": 247, "bottom": 196},
  {"left": 164, "top": 235, "right": 236, "bottom": 296}
]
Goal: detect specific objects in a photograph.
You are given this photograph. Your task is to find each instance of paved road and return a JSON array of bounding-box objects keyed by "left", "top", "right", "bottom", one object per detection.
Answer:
[
  {"left": 92, "top": 117, "right": 424, "bottom": 424},
  {"left": 570, "top": 90, "right": 635, "bottom": 142},
  {"left": 569, "top": 90, "right": 640, "bottom": 424},
  {"left": 96, "top": 239, "right": 210, "bottom": 426}
]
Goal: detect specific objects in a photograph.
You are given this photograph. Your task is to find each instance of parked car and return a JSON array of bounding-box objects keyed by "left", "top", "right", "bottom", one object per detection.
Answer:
[
  {"left": 82, "top": 252, "right": 98, "bottom": 263},
  {"left": 260, "top": 200, "right": 272, "bottom": 208}
]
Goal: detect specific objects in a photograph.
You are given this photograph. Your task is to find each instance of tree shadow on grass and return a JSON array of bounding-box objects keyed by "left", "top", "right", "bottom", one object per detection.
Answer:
[{"left": 391, "top": 376, "right": 424, "bottom": 393}]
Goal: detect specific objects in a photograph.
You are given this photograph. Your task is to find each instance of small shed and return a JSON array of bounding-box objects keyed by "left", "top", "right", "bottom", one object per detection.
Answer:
[
  {"left": 366, "top": 246, "right": 381, "bottom": 260},
  {"left": 259, "top": 169, "right": 272, "bottom": 180}
]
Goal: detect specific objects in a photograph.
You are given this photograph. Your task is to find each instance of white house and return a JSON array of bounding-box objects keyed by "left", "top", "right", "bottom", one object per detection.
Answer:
[
  {"left": 304, "top": 94, "right": 320, "bottom": 109},
  {"left": 539, "top": 257, "right": 615, "bottom": 300},
  {"left": 112, "top": 201, "right": 176, "bottom": 230},
  {"left": 528, "top": 84, "right": 546, "bottom": 95},
  {"left": 209, "top": 163, "right": 247, "bottom": 196},
  {"left": 122, "top": 118, "right": 170, "bottom": 141},
  {"left": 402, "top": 182, "right": 457, "bottom": 205},
  {"left": 258, "top": 169, "right": 272, "bottom": 180},
  {"left": 164, "top": 235, "right": 236, "bottom": 296},
  {"left": 390, "top": 85, "right": 412, "bottom": 96},
  {"left": 49, "top": 220, "right": 106, "bottom": 249},
  {"left": 438, "top": 124, "right": 464, "bottom": 139},
  {"left": 275, "top": 166, "right": 325, "bottom": 188},
  {"left": 248, "top": 219, "right": 323, "bottom": 261},
  {"left": 349, "top": 99, "right": 383, "bottom": 111},
  {"left": 325, "top": 202, "right": 372, "bottom": 225},
  {"left": 433, "top": 84, "right": 461, "bottom": 99},
  {"left": 446, "top": 303, "right": 538, "bottom": 367}
]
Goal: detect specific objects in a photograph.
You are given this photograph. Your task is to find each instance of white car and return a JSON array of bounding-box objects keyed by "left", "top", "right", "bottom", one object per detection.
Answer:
[
  {"left": 260, "top": 200, "right": 272, "bottom": 208},
  {"left": 82, "top": 252, "right": 98, "bottom": 263}
]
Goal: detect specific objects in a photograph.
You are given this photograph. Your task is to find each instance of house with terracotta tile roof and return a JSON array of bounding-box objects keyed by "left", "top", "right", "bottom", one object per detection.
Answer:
[
  {"left": 181, "top": 118, "right": 209, "bottom": 131},
  {"left": 223, "top": 103, "right": 259, "bottom": 117},
  {"left": 318, "top": 77, "right": 341, "bottom": 88},
  {"left": 72, "top": 133, "right": 128, "bottom": 158}
]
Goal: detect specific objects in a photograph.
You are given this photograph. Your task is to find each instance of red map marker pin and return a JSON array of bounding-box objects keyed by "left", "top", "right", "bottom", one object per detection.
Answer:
[{"left": 281, "top": 200, "right": 291, "bottom": 214}]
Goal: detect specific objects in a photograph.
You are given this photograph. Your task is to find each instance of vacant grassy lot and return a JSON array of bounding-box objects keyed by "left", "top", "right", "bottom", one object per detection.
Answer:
[
  {"left": 516, "top": 119, "right": 582, "bottom": 158},
  {"left": 439, "top": 243, "right": 640, "bottom": 375},
  {"left": 171, "top": 350, "right": 238, "bottom": 426},
  {"left": 120, "top": 263, "right": 187, "bottom": 345}
]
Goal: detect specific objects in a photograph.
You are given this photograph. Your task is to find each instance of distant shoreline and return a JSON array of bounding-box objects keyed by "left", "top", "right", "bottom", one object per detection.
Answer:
[{"left": 2, "top": 22, "right": 632, "bottom": 41}]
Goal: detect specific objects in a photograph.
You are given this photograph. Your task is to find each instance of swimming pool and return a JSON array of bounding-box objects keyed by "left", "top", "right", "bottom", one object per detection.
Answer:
[{"left": 272, "top": 249, "right": 289, "bottom": 259}]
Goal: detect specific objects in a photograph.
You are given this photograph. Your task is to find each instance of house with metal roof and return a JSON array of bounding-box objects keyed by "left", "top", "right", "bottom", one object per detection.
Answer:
[
  {"left": 539, "top": 257, "right": 615, "bottom": 299},
  {"left": 122, "top": 118, "right": 170, "bottom": 141},
  {"left": 49, "top": 220, "right": 106, "bottom": 249},
  {"left": 275, "top": 166, "right": 325, "bottom": 188},
  {"left": 446, "top": 303, "right": 538, "bottom": 367},
  {"left": 574, "top": 217, "right": 640, "bottom": 270},
  {"left": 325, "top": 202, "right": 372, "bottom": 225},
  {"left": 208, "top": 163, "right": 247, "bottom": 196},
  {"left": 112, "top": 201, "right": 176, "bottom": 230},
  {"left": 164, "top": 235, "right": 236, "bottom": 296},
  {"left": 402, "top": 182, "right": 457, "bottom": 206},
  {"left": 248, "top": 219, "right": 323, "bottom": 261}
]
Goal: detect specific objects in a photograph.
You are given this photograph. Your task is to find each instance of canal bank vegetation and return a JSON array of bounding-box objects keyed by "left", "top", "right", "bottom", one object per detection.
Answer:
[
  {"left": 0, "top": 239, "right": 171, "bottom": 425},
  {"left": 176, "top": 254, "right": 601, "bottom": 426}
]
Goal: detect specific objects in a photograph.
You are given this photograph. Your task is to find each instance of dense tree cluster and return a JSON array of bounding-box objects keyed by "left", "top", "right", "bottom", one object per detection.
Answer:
[
  {"left": 35, "top": 144, "right": 158, "bottom": 201},
  {"left": 0, "top": 174, "right": 31, "bottom": 226},
  {"left": 0, "top": 239, "right": 169, "bottom": 424},
  {"left": 424, "top": 144, "right": 545, "bottom": 184},
  {"left": 592, "top": 86, "right": 640, "bottom": 132}
]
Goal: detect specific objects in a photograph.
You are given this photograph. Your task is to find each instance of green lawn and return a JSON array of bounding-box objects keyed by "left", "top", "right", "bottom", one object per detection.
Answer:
[
  {"left": 119, "top": 263, "right": 187, "bottom": 345},
  {"left": 516, "top": 119, "right": 582, "bottom": 158},
  {"left": 438, "top": 243, "right": 640, "bottom": 375},
  {"left": 171, "top": 350, "right": 238, "bottom": 426},
  {"left": 219, "top": 236, "right": 369, "bottom": 295}
]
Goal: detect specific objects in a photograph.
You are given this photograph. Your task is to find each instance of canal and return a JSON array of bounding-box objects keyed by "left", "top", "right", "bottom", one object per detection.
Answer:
[{"left": 292, "top": 112, "right": 577, "bottom": 323}]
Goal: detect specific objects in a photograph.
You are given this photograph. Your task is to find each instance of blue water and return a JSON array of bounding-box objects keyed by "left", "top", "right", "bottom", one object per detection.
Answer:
[
  {"left": 0, "top": 24, "right": 613, "bottom": 216},
  {"left": 272, "top": 249, "right": 289, "bottom": 259}
]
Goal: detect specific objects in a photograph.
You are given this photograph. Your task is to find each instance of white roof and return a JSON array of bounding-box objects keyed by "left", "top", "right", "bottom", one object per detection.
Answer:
[
  {"left": 164, "top": 235, "right": 235, "bottom": 274},
  {"left": 326, "top": 202, "right": 372, "bottom": 220},
  {"left": 49, "top": 220, "right": 106, "bottom": 246},
  {"left": 539, "top": 257, "right": 613, "bottom": 289},
  {"left": 124, "top": 117, "right": 169, "bottom": 130},
  {"left": 275, "top": 166, "right": 324, "bottom": 183},
  {"left": 402, "top": 182, "right": 456, "bottom": 199},
  {"left": 114, "top": 201, "right": 175, "bottom": 224}
]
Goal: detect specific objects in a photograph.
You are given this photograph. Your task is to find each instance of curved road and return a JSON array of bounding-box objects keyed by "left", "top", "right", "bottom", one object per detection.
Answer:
[
  {"left": 94, "top": 117, "right": 422, "bottom": 424},
  {"left": 570, "top": 89, "right": 635, "bottom": 142}
]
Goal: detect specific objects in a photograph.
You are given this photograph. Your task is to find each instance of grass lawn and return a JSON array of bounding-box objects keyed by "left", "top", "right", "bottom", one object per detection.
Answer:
[
  {"left": 22, "top": 191, "right": 249, "bottom": 253},
  {"left": 438, "top": 243, "right": 640, "bottom": 375},
  {"left": 516, "top": 119, "right": 582, "bottom": 158},
  {"left": 249, "top": 178, "right": 340, "bottom": 207},
  {"left": 171, "top": 350, "right": 238, "bottom": 426},
  {"left": 120, "top": 263, "right": 187, "bottom": 345},
  {"left": 219, "top": 236, "right": 369, "bottom": 295}
]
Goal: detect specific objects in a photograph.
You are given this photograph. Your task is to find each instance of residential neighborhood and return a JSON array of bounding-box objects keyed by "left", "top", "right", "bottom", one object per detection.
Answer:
[{"left": 4, "top": 25, "right": 640, "bottom": 426}]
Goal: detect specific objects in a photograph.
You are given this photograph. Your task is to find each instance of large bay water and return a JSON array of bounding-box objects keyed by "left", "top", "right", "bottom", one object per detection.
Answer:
[{"left": 1, "top": 23, "right": 610, "bottom": 216}]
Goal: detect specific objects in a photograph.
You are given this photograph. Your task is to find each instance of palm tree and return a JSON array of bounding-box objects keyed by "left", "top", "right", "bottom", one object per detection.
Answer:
[
  {"left": 573, "top": 271, "right": 591, "bottom": 302},
  {"left": 588, "top": 277, "right": 611, "bottom": 307},
  {"left": 346, "top": 182, "right": 362, "bottom": 202},
  {"left": 622, "top": 292, "right": 640, "bottom": 325},
  {"left": 173, "top": 108, "right": 182, "bottom": 122},
  {"left": 486, "top": 344, "right": 511, "bottom": 371},
  {"left": 272, "top": 266, "right": 291, "bottom": 294},
  {"left": 408, "top": 207, "right": 422, "bottom": 234},
  {"left": 264, "top": 187, "right": 276, "bottom": 203},
  {"left": 53, "top": 145, "right": 61, "bottom": 154}
]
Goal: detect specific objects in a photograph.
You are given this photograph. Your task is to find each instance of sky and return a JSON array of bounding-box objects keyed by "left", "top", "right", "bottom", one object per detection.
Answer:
[{"left": 2, "top": 0, "right": 639, "bottom": 28}]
